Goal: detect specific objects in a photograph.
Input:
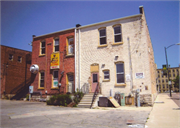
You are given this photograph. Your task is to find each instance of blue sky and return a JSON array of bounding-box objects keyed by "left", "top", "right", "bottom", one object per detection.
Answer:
[{"left": 1, "top": 1, "right": 179, "bottom": 69}]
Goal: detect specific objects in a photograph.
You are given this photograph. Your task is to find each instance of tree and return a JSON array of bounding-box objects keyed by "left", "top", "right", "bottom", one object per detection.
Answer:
[{"left": 172, "top": 75, "right": 179, "bottom": 92}]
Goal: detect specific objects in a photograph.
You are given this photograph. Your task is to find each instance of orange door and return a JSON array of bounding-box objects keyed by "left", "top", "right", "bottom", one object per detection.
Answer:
[{"left": 91, "top": 72, "right": 98, "bottom": 92}]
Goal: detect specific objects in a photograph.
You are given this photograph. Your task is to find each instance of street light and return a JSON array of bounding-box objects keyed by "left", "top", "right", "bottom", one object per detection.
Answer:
[{"left": 165, "top": 43, "right": 180, "bottom": 97}]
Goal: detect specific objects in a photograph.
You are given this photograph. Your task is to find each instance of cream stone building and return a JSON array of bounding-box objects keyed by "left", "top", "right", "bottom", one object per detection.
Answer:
[{"left": 75, "top": 6, "right": 157, "bottom": 106}]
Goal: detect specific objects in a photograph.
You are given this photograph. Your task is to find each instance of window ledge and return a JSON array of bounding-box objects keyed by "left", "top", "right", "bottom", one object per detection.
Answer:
[
  {"left": 51, "top": 87, "right": 59, "bottom": 89},
  {"left": 103, "top": 79, "right": 110, "bottom": 82},
  {"left": 115, "top": 83, "right": 126, "bottom": 86},
  {"left": 38, "top": 87, "right": 44, "bottom": 89},
  {"left": 66, "top": 54, "right": 74, "bottom": 57},
  {"left": 98, "top": 44, "right": 108, "bottom": 48},
  {"left": 112, "top": 42, "right": 123, "bottom": 46},
  {"left": 39, "top": 54, "right": 45, "bottom": 57}
]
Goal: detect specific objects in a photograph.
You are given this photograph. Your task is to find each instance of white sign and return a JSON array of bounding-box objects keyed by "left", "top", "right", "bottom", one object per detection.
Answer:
[
  {"left": 53, "top": 79, "right": 58, "bottom": 87},
  {"left": 29, "top": 86, "right": 33, "bottom": 93},
  {"left": 126, "top": 74, "right": 131, "bottom": 82},
  {"left": 135, "top": 73, "right": 144, "bottom": 79}
]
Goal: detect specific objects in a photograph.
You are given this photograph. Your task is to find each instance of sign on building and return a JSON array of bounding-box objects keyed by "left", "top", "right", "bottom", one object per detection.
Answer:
[
  {"left": 135, "top": 73, "right": 144, "bottom": 79},
  {"left": 51, "top": 53, "right": 60, "bottom": 69}
]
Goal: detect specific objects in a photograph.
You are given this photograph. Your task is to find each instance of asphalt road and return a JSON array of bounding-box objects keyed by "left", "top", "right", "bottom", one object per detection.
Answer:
[{"left": 0, "top": 99, "right": 152, "bottom": 128}]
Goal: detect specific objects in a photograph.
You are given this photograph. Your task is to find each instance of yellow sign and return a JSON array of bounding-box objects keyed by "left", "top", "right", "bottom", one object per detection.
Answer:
[{"left": 51, "top": 53, "right": 60, "bottom": 69}]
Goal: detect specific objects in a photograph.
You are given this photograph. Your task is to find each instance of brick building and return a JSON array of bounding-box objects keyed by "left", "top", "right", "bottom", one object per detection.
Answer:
[
  {"left": 75, "top": 6, "right": 157, "bottom": 106},
  {"left": 1, "top": 45, "right": 32, "bottom": 99},
  {"left": 157, "top": 67, "right": 179, "bottom": 93},
  {"left": 31, "top": 28, "right": 75, "bottom": 98}
]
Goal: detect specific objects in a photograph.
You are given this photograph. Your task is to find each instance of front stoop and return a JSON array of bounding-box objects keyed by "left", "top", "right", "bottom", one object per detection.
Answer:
[{"left": 78, "top": 93, "right": 94, "bottom": 108}]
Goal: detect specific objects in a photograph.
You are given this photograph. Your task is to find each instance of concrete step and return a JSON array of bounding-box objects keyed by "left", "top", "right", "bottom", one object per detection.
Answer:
[{"left": 78, "top": 93, "right": 94, "bottom": 108}]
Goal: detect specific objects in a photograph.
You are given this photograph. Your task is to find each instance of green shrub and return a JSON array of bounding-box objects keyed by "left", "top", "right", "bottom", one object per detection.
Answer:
[
  {"left": 73, "top": 90, "right": 84, "bottom": 104},
  {"left": 46, "top": 94, "right": 72, "bottom": 106}
]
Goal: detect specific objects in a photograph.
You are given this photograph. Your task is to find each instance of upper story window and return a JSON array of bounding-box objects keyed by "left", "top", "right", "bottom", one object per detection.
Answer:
[
  {"left": 113, "top": 25, "right": 122, "bottom": 43},
  {"left": 67, "top": 37, "right": 74, "bottom": 55},
  {"left": 18, "top": 56, "right": 22, "bottom": 63},
  {"left": 40, "top": 41, "right": 46, "bottom": 55},
  {"left": 116, "top": 62, "right": 125, "bottom": 84},
  {"left": 99, "top": 28, "right": 106, "bottom": 45},
  {"left": 9, "top": 54, "right": 13, "bottom": 61},
  {"left": 54, "top": 38, "right": 59, "bottom": 52}
]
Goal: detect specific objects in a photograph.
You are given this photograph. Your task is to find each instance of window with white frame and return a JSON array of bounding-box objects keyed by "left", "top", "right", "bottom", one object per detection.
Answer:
[
  {"left": 116, "top": 62, "right": 125, "bottom": 84},
  {"left": 40, "top": 41, "right": 46, "bottom": 55},
  {"left": 54, "top": 38, "right": 59, "bottom": 52},
  {"left": 39, "top": 71, "right": 45, "bottom": 88},
  {"left": 99, "top": 28, "right": 106, "bottom": 45},
  {"left": 53, "top": 70, "right": 58, "bottom": 88},
  {"left": 114, "top": 25, "right": 122, "bottom": 43},
  {"left": 103, "top": 70, "right": 110, "bottom": 81},
  {"left": 67, "top": 37, "right": 74, "bottom": 55}
]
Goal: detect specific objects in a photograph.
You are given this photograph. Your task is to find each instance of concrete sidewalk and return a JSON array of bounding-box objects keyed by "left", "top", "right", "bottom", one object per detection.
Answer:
[{"left": 145, "top": 93, "right": 180, "bottom": 128}]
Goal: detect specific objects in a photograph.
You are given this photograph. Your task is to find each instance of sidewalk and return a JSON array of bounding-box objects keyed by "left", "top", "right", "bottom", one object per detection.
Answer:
[{"left": 145, "top": 93, "right": 180, "bottom": 128}]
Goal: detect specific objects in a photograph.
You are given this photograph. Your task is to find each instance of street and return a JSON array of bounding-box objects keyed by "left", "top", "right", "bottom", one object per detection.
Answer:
[{"left": 0, "top": 99, "right": 152, "bottom": 128}]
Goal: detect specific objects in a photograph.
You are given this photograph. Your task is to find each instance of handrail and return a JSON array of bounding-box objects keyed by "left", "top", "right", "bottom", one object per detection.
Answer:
[{"left": 90, "top": 82, "right": 99, "bottom": 109}]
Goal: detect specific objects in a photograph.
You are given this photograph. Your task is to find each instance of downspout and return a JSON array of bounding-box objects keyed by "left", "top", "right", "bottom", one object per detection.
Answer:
[
  {"left": 128, "top": 37, "right": 133, "bottom": 93},
  {"left": 74, "top": 28, "right": 77, "bottom": 91},
  {"left": 78, "top": 28, "right": 81, "bottom": 91}
]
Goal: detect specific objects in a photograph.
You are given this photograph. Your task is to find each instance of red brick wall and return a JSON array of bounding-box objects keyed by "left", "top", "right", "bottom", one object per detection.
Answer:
[
  {"left": 1, "top": 45, "right": 32, "bottom": 98},
  {"left": 31, "top": 29, "right": 75, "bottom": 96}
]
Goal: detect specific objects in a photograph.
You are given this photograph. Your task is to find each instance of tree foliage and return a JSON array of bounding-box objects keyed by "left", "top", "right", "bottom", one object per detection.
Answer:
[{"left": 172, "top": 75, "right": 179, "bottom": 92}]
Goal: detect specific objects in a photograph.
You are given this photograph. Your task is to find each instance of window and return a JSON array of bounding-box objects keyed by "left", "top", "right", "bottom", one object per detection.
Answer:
[
  {"left": 116, "top": 62, "right": 125, "bottom": 84},
  {"left": 114, "top": 25, "right": 122, "bottom": 43},
  {"left": 93, "top": 74, "right": 98, "bottom": 83},
  {"left": 67, "top": 37, "right": 74, "bottom": 55},
  {"left": 9, "top": 54, "right": 13, "bottom": 61},
  {"left": 103, "top": 70, "right": 110, "bottom": 81},
  {"left": 39, "top": 72, "right": 45, "bottom": 88},
  {"left": 99, "top": 28, "right": 106, "bottom": 45},
  {"left": 54, "top": 38, "right": 59, "bottom": 52},
  {"left": 18, "top": 56, "right": 22, "bottom": 63},
  {"left": 52, "top": 70, "right": 58, "bottom": 88},
  {"left": 162, "top": 80, "right": 164, "bottom": 83},
  {"left": 40, "top": 41, "right": 46, "bottom": 55}
]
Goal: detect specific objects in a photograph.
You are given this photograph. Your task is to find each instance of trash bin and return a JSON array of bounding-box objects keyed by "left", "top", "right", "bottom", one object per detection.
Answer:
[
  {"left": 120, "top": 93, "right": 125, "bottom": 106},
  {"left": 98, "top": 97, "right": 108, "bottom": 107}
]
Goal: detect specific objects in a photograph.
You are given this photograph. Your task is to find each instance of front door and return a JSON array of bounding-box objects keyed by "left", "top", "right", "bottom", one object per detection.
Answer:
[
  {"left": 91, "top": 72, "right": 98, "bottom": 92},
  {"left": 67, "top": 74, "right": 74, "bottom": 93}
]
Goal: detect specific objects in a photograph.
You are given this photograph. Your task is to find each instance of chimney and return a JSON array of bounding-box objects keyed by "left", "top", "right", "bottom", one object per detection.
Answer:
[
  {"left": 76, "top": 24, "right": 81, "bottom": 28},
  {"left": 139, "top": 6, "right": 144, "bottom": 14},
  {"left": 32, "top": 35, "right": 36, "bottom": 38}
]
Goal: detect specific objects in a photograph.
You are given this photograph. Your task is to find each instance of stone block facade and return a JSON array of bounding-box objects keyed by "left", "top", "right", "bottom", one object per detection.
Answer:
[{"left": 75, "top": 6, "right": 157, "bottom": 105}]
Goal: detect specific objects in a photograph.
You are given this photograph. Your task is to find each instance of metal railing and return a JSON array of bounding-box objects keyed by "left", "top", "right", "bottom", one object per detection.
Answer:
[
  {"left": 90, "top": 83, "right": 99, "bottom": 109},
  {"left": 81, "top": 83, "right": 90, "bottom": 94}
]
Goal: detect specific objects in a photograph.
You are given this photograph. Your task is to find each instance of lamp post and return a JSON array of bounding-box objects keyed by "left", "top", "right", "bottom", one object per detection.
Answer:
[{"left": 164, "top": 43, "right": 180, "bottom": 97}]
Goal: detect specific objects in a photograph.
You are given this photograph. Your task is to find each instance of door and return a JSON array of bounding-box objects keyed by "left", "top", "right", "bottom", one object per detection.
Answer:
[
  {"left": 91, "top": 72, "right": 98, "bottom": 92},
  {"left": 67, "top": 74, "right": 74, "bottom": 93}
]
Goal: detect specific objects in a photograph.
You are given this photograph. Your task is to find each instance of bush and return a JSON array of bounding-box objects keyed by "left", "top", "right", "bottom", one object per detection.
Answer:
[
  {"left": 46, "top": 94, "right": 72, "bottom": 106},
  {"left": 73, "top": 89, "right": 84, "bottom": 104}
]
